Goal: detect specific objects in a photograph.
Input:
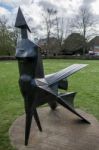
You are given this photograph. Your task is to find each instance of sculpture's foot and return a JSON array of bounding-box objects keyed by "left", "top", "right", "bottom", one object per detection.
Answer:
[
  {"left": 33, "top": 109, "right": 42, "bottom": 132},
  {"left": 25, "top": 113, "right": 33, "bottom": 146}
]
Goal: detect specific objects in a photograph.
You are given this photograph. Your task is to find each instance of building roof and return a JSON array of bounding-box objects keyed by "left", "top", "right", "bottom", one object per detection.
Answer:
[{"left": 90, "top": 36, "right": 99, "bottom": 46}]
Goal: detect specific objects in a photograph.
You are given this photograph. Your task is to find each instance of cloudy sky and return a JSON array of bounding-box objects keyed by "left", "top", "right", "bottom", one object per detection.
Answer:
[{"left": 0, "top": 0, "right": 99, "bottom": 39}]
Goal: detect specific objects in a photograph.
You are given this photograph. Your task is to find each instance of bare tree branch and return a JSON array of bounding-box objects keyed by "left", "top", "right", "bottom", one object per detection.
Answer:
[{"left": 70, "top": 6, "right": 96, "bottom": 55}]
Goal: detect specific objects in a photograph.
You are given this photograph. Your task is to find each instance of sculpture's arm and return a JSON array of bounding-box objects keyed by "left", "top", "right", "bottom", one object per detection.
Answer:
[
  {"left": 45, "top": 64, "right": 87, "bottom": 86},
  {"left": 45, "top": 73, "right": 68, "bottom": 90}
]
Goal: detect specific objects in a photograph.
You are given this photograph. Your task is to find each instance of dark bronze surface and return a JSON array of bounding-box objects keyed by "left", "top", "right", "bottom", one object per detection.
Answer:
[{"left": 15, "top": 7, "right": 90, "bottom": 146}]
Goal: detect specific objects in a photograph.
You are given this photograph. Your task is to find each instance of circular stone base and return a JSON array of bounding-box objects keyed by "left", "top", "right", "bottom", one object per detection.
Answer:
[{"left": 9, "top": 107, "right": 99, "bottom": 150}]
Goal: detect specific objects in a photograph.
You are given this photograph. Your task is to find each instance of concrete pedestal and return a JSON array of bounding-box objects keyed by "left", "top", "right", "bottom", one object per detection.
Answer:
[{"left": 9, "top": 107, "right": 99, "bottom": 150}]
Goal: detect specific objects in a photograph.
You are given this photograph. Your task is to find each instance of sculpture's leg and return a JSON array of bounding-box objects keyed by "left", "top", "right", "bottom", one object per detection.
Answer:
[
  {"left": 25, "top": 108, "right": 42, "bottom": 146},
  {"left": 48, "top": 84, "right": 58, "bottom": 110},
  {"left": 25, "top": 112, "right": 33, "bottom": 145},
  {"left": 23, "top": 96, "right": 34, "bottom": 146},
  {"left": 33, "top": 109, "right": 42, "bottom": 131},
  {"left": 37, "top": 86, "right": 90, "bottom": 123},
  {"left": 57, "top": 97, "right": 90, "bottom": 124},
  {"left": 48, "top": 101, "right": 57, "bottom": 110}
]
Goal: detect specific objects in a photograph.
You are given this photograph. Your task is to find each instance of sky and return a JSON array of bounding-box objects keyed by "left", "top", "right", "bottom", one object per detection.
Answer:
[{"left": 0, "top": 0, "right": 99, "bottom": 39}]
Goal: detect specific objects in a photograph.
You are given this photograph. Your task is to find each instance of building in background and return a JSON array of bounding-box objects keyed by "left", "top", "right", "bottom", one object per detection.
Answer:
[{"left": 89, "top": 36, "right": 99, "bottom": 56}]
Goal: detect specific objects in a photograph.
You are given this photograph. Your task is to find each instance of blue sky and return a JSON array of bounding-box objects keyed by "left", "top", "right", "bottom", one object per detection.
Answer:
[{"left": 0, "top": 2, "right": 13, "bottom": 11}]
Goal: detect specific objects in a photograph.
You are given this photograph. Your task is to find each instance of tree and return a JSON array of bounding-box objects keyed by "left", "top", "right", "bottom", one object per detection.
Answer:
[
  {"left": 55, "top": 17, "right": 64, "bottom": 51},
  {"left": 54, "top": 17, "right": 70, "bottom": 52},
  {"left": 42, "top": 8, "right": 57, "bottom": 55},
  {"left": 62, "top": 33, "right": 88, "bottom": 55},
  {"left": 0, "top": 16, "right": 17, "bottom": 56},
  {"left": 70, "top": 6, "right": 95, "bottom": 55}
]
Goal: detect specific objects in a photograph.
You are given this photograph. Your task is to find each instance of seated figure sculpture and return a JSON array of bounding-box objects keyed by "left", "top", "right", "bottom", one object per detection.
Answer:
[{"left": 15, "top": 8, "right": 90, "bottom": 146}]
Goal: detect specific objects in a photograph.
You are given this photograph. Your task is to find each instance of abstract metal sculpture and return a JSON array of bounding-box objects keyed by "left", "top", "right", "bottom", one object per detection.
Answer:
[{"left": 15, "top": 8, "right": 90, "bottom": 146}]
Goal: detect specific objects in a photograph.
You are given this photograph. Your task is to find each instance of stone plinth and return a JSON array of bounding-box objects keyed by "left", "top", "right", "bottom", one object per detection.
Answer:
[{"left": 9, "top": 107, "right": 99, "bottom": 150}]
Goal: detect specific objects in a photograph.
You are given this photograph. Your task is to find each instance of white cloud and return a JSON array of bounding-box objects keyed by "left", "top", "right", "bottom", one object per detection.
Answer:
[
  {"left": 21, "top": 4, "right": 43, "bottom": 27},
  {"left": 0, "top": 0, "right": 99, "bottom": 38},
  {"left": 38, "top": 0, "right": 83, "bottom": 17},
  {"left": 11, "top": 0, "right": 83, "bottom": 34},
  {"left": 0, "top": 0, "right": 83, "bottom": 19},
  {"left": 92, "top": 0, "right": 99, "bottom": 15}
]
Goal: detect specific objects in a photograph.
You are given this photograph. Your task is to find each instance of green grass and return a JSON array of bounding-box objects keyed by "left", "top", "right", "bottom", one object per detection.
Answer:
[{"left": 0, "top": 59, "right": 99, "bottom": 150}]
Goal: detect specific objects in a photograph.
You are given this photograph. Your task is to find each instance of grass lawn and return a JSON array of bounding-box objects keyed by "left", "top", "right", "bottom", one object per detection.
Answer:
[{"left": 0, "top": 59, "right": 99, "bottom": 150}]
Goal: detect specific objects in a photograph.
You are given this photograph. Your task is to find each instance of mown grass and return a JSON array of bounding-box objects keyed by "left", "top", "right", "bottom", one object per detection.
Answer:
[{"left": 0, "top": 59, "right": 99, "bottom": 150}]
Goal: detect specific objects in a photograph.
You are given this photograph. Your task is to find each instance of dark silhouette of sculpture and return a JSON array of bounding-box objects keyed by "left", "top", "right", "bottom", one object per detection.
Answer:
[{"left": 15, "top": 7, "right": 90, "bottom": 146}]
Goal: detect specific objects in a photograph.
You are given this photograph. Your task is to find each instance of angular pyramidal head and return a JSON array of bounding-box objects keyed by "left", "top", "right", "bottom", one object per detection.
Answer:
[{"left": 15, "top": 7, "right": 31, "bottom": 32}]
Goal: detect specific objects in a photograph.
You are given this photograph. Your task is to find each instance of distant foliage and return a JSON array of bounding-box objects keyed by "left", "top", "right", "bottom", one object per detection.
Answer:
[
  {"left": 62, "top": 33, "right": 88, "bottom": 55},
  {"left": 0, "top": 16, "right": 18, "bottom": 56}
]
